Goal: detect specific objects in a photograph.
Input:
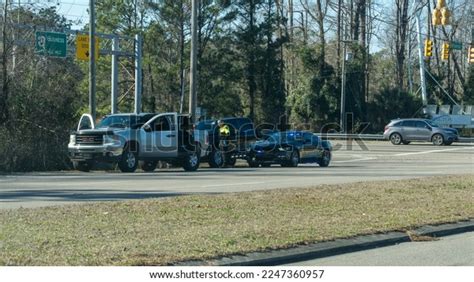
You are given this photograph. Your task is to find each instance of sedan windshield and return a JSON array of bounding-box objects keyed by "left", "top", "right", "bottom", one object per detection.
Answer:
[{"left": 268, "top": 132, "right": 301, "bottom": 142}]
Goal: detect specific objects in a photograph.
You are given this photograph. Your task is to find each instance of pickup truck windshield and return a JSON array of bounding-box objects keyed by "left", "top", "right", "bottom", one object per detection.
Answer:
[{"left": 98, "top": 115, "right": 154, "bottom": 129}]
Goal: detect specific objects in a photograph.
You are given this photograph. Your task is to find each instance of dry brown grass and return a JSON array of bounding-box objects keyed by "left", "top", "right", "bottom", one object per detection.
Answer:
[{"left": 0, "top": 175, "right": 473, "bottom": 266}]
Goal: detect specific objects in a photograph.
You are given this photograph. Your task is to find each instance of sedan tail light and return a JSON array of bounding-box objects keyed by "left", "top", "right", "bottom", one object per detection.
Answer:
[{"left": 384, "top": 125, "right": 389, "bottom": 132}]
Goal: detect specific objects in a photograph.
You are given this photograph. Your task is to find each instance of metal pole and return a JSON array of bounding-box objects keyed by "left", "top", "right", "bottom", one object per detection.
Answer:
[
  {"left": 89, "top": 0, "right": 96, "bottom": 120},
  {"left": 180, "top": 69, "right": 186, "bottom": 113},
  {"left": 414, "top": 2, "right": 428, "bottom": 113},
  {"left": 340, "top": 42, "right": 347, "bottom": 133},
  {"left": 134, "top": 34, "right": 142, "bottom": 114},
  {"left": 111, "top": 36, "right": 119, "bottom": 114},
  {"left": 189, "top": 0, "right": 198, "bottom": 121}
]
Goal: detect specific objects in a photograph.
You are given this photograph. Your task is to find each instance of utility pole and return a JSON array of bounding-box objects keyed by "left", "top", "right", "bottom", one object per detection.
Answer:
[
  {"left": 189, "top": 0, "right": 198, "bottom": 122},
  {"left": 89, "top": 0, "right": 96, "bottom": 121},
  {"left": 414, "top": 0, "right": 428, "bottom": 114},
  {"left": 340, "top": 21, "right": 349, "bottom": 133},
  {"left": 340, "top": 42, "right": 347, "bottom": 133},
  {"left": 134, "top": 34, "right": 142, "bottom": 114},
  {"left": 111, "top": 36, "right": 119, "bottom": 114},
  {"left": 1, "top": 0, "right": 9, "bottom": 123}
]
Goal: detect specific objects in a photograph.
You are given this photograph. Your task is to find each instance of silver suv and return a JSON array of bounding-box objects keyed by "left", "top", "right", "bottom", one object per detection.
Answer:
[{"left": 383, "top": 119, "right": 459, "bottom": 146}]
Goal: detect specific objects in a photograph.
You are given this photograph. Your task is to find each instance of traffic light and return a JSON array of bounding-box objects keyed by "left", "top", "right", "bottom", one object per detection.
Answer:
[
  {"left": 441, "top": 7, "right": 450, "bottom": 25},
  {"left": 432, "top": 0, "right": 451, "bottom": 26},
  {"left": 441, "top": 43, "right": 449, "bottom": 61},
  {"left": 469, "top": 46, "right": 474, "bottom": 64},
  {"left": 424, "top": 39, "right": 433, "bottom": 57},
  {"left": 432, "top": 8, "right": 442, "bottom": 26}
]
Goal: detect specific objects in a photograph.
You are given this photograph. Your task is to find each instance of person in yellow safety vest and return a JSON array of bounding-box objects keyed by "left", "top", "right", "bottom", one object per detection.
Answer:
[
  {"left": 218, "top": 120, "right": 230, "bottom": 137},
  {"left": 217, "top": 120, "right": 231, "bottom": 167}
]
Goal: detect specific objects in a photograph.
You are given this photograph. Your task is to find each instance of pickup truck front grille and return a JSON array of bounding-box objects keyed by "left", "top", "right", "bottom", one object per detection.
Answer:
[{"left": 76, "top": 135, "right": 103, "bottom": 145}]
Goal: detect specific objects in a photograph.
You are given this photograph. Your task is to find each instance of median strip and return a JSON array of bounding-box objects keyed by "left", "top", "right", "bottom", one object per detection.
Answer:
[{"left": 0, "top": 175, "right": 472, "bottom": 266}]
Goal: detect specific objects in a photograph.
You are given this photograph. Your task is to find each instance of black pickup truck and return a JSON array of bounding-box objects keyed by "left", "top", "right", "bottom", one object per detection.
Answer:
[{"left": 197, "top": 117, "right": 259, "bottom": 168}]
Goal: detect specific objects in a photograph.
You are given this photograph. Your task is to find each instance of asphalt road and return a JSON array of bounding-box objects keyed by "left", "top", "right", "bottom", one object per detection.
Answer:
[
  {"left": 287, "top": 232, "right": 474, "bottom": 266},
  {"left": 1, "top": 141, "right": 473, "bottom": 209}
]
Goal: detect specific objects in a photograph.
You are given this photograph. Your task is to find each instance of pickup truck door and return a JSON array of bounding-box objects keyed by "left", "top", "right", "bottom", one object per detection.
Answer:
[
  {"left": 140, "top": 113, "right": 178, "bottom": 158},
  {"left": 77, "top": 114, "right": 95, "bottom": 131}
]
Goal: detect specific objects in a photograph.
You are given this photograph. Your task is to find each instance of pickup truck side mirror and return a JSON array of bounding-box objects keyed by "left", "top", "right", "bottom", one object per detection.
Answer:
[{"left": 143, "top": 124, "right": 152, "bottom": 132}]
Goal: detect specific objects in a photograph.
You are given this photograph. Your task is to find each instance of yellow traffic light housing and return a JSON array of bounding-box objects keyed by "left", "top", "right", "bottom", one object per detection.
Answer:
[
  {"left": 469, "top": 46, "right": 474, "bottom": 64},
  {"left": 432, "top": 8, "right": 442, "bottom": 26},
  {"left": 424, "top": 39, "right": 433, "bottom": 57},
  {"left": 437, "top": 0, "right": 446, "bottom": 8},
  {"left": 441, "top": 43, "right": 449, "bottom": 61},
  {"left": 441, "top": 7, "right": 450, "bottom": 25}
]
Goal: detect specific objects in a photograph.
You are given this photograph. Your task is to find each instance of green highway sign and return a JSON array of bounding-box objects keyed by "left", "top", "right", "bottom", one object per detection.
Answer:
[
  {"left": 35, "top": 31, "right": 67, "bottom": 58},
  {"left": 450, "top": 41, "right": 463, "bottom": 50}
]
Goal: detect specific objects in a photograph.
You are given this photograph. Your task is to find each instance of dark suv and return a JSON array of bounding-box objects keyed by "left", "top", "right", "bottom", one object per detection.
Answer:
[{"left": 383, "top": 119, "right": 459, "bottom": 146}]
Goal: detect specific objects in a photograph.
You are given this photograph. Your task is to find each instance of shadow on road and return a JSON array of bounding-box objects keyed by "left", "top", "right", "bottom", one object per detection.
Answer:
[{"left": 0, "top": 189, "right": 217, "bottom": 203}]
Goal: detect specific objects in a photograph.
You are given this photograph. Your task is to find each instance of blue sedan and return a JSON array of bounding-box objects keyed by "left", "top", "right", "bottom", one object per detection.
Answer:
[{"left": 246, "top": 131, "right": 332, "bottom": 168}]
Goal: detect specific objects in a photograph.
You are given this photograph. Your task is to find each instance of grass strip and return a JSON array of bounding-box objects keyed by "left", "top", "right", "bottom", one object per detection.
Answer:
[{"left": 0, "top": 175, "right": 473, "bottom": 266}]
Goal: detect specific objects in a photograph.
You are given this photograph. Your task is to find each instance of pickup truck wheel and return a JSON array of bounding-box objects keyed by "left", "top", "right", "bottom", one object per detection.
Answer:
[
  {"left": 182, "top": 151, "right": 200, "bottom": 172},
  {"left": 140, "top": 161, "right": 158, "bottom": 172},
  {"left": 208, "top": 149, "right": 224, "bottom": 168},
  {"left": 224, "top": 155, "right": 236, "bottom": 167},
  {"left": 73, "top": 161, "right": 93, "bottom": 172},
  {"left": 118, "top": 147, "right": 138, "bottom": 173}
]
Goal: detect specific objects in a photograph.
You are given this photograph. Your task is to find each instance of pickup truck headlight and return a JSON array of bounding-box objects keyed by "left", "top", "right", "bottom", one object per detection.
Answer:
[
  {"left": 103, "top": 135, "right": 122, "bottom": 146},
  {"left": 69, "top": 135, "right": 76, "bottom": 145}
]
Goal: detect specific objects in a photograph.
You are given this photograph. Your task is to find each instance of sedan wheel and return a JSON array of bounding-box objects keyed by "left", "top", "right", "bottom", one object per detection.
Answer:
[
  {"left": 390, "top": 133, "right": 403, "bottom": 145},
  {"left": 318, "top": 150, "right": 331, "bottom": 167},
  {"left": 288, "top": 150, "right": 299, "bottom": 167},
  {"left": 432, "top": 134, "right": 444, "bottom": 146}
]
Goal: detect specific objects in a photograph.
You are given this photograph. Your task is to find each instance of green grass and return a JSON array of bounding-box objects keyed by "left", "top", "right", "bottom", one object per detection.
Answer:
[{"left": 0, "top": 175, "right": 473, "bottom": 266}]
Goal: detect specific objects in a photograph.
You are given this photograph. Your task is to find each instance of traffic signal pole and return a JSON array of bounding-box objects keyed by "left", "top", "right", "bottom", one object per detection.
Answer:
[
  {"left": 89, "top": 0, "right": 96, "bottom": 121},
  {"left": 415, "top": 1, "right": 428, "bottom": 113},
  {"left": 189, "top": 0, "right": 198, "bottom": 122}
]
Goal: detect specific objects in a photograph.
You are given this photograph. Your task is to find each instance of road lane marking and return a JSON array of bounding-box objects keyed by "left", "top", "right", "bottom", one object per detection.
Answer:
[
  {"left": 393, "top": 147, "right": 474, "bottom": 157},
  {"left": 333, "top": 158, "right": 377, "bottom": 163}
]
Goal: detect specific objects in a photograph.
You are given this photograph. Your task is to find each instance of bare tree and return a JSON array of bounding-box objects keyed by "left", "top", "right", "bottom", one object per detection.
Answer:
[{"left": 394, "top": 0, "right": 409, "bottom": 92}]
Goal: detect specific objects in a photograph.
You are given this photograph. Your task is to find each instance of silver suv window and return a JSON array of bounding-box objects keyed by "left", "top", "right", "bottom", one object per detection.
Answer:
[
  {"left": 415, "top": 121, "right": 429, "bottom": 128},
  {"left": 402, "top": 120, "right": 416, "bottom": 127}
]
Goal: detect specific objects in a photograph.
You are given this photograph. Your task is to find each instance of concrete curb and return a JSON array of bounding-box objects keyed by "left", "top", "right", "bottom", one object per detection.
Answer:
[{"left": 178, "top": 220, "right": 474, "bottom": 266}]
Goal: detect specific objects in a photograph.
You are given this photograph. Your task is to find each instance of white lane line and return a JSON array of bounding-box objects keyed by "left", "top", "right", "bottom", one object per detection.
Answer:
[
  {"left": 334, "top": 158, "right": 377, "bottom": 163},
  {"left": 201, "top": 181, "right": 265, "bottom": 188},
  {"left": 393, "top": 147, "right": 474, "bottom": 157}
]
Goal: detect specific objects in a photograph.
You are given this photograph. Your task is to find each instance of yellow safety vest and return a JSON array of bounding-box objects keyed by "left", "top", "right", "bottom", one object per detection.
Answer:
[{"left": 219, "top": 124, "right": 230, "bottom": 136}]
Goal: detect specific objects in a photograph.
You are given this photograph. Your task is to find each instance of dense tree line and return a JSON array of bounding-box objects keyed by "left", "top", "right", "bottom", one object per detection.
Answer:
[{"left": 1, "top": 0, "right": 473, "bottom": 171}]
